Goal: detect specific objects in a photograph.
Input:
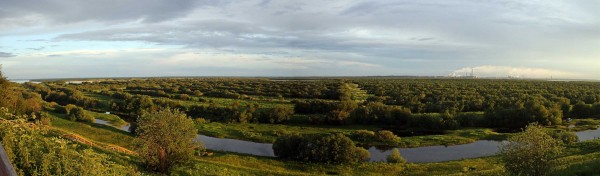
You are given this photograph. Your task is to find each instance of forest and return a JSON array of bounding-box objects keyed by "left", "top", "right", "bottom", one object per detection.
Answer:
[{"left": 2, "top": 75, "right": 600, "bottom": 175}]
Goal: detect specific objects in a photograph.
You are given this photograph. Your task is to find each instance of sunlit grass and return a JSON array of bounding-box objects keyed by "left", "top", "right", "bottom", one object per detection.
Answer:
[{"left": 49, "top": 112, "right": 135, "bottom": 149}]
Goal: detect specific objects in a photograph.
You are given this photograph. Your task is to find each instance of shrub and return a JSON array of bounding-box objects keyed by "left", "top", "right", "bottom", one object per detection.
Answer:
[
  {"left": 386, "top": 148, "right": 406, "bottom": 163},
  {"left": 269, "top": 129, "right": 296, "bottom": 137},
  {"left": 351, "top": 130, "right": 376, "bottom": 142},
  {"left": 258, "top": 106, "right": 294, "bottom": 124},
  {"left": 135, "top": 109, "right": 200, "bottom": 173},
  {"left": 272, "top": 134, "right": 304, "bottom": 159},
  {"left": 298, "top": 133, "right": 357, "bottom": 163},
  {"left": 354, "top": 147, "right": 371, "bottom": 162},
  {"left": 194, "top": 118, "right": 208, "bottom": 124},
  {"left": 499, "top": 124, "right": 564, "bottom": 176},
  {"left": 325, "top": 110, "right": 351, "bottom": 125},
  {"left": 549, "top": 130, "right": 578, "bottom": 145},
  {"left": 38, "top": 111, "right": 51, "bottom": 125},
  {"left": 376, "top": 130, "right": 400, "bottom": 144},
  {"left": 177, "top": 94, "right": 191, "bottom": 100},
  {"left": 68, "top": 106, "right": 94, "bottom": 123},
  {"left": 64, "top": 104, "right": 77, "bottom": 114},
  {"left": 456, "top": 112, "right": 486, "bottom": 127},
  {"left": 293, "top": 100, "right": 340, "bottom": 114},
  {"left": 273, "top": 133, "right": 369, "bottom": 164}
]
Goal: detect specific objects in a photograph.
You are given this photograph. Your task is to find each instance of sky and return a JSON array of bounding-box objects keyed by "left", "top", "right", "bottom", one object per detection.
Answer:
[{"left": 0, "top": 0, "right": 599, "bottom": 79}]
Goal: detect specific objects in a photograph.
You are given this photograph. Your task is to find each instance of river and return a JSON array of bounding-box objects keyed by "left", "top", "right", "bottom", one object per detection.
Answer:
[{"left": 93, "top": 119, "right": 600, "bottom": 163}]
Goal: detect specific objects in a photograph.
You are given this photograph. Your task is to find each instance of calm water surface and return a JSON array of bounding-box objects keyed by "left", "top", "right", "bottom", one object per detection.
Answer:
[
  {"left": 94, "top": 120, "right": 600, "bottom": 163},
  {"left": 94, "top": 119, "right": 132, "bottom": 132}
]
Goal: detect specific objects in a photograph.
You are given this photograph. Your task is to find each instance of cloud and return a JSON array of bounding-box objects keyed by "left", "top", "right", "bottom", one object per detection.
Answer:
[
  {"left": 1, "top": 48, "right": 386, "bottom": 79},
  {"left": 2, "top": 0, "right": 600, "bottom": 78},
  {"left": 27, "top": 47, "right": 45, "bottom": 51},
  {"left": 0, "top": 52, "right": 16, "bottom": 57},
  {"left": 451, "top": 66, "right": 586, "bottom": 79},
  {"left": 19, "top": 39, "right": 47, "bottom": 42},
  {"left": 0, "top": 0, "right": 220, "bottom": 23}
]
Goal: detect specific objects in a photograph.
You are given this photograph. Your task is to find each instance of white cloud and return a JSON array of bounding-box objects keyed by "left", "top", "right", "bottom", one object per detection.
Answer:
[
  {"left": 452, "top": 65, "right": 587, "bottom": 79},
  {"left": 2, "top": 0, "right": 600, "bottom": 78}
]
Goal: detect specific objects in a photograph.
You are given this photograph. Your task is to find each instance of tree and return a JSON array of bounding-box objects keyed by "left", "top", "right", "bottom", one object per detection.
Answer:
[
  {"left": 258, "top": 106, "right": 294, "bottom": 124},
  {"left": 272, "top": 134, "right": 304, "bottom": 159},
  {"left": 68, "top": 106, "right": 94, "bottom": 122},
  {"left": 549, "top": 130, "right": 578, "bottom": 145},
  {"left": 273, "top": 133, "right": 369, "bottom": 164},
  {"left": 135, "top": 109, "right": 201, "bottom": 173},
  {"left": 498, "top": 124, "right": 564, "bottom": 176},
  {"left": 386, "top": 149, "right": 406, "bottom": 163}
]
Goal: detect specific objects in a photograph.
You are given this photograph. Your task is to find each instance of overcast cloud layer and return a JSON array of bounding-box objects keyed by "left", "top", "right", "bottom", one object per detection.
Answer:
[{"left": 1, "top": 0, "right": 599, "bottom": 79}]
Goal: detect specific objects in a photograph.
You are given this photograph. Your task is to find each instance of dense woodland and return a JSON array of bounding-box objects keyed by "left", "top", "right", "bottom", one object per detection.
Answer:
[
  {"left": 3, "top": 76, "right": 600, "bottom": 175},
  {"left": 24, "top": 78, "right": 600, "bottom": 132}
]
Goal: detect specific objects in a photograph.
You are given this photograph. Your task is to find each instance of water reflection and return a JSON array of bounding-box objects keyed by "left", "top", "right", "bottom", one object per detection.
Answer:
[
  {"left": 369, "top": 140, "right": 503, "bottom": 163},
  {"left": 93, "top": 119, "right": 600, "bottom": 163},
  {"left": 197, "top": 135, "right": 275, "bottom": 157},
  {"left": 94, "top": 119, "right": 131, "bottom": 132},
  {"left": 575, "top": 128, "right": 600, "bottom": 141}
]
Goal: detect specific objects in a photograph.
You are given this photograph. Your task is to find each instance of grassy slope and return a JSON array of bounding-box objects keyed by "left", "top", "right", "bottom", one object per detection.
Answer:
[
  {"left": 49, "top": 110, "right": 600, "bottom": 176},
  {"left": 49, "top": 113, "right": 135, "bottom": 149}
]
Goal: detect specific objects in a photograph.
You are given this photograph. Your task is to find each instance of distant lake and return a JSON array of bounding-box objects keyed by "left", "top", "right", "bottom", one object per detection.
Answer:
[{"left": 9, "top": 79, "right": 41, "bottom": 84}]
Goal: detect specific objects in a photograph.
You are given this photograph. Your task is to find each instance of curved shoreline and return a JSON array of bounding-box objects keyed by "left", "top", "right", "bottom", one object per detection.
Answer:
[{"left": 94, "top": 119, "right": 600, "bottom": 163}]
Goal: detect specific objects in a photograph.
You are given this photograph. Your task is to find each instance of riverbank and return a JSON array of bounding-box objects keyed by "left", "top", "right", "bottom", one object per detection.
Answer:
[
  {"left": 49, "top": 111, "right": 600, "bottom": 175},
  {"left": 195, "top": 122, "right": 512, "bottom": 148},
  {"left": 87, "top": 113, "right": 600, "bottom": 163}
]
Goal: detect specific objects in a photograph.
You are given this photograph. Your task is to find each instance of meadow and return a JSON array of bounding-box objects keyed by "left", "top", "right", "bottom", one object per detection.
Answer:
[{"left": 5, "top": 77, "right": 600, "bottom": 175}]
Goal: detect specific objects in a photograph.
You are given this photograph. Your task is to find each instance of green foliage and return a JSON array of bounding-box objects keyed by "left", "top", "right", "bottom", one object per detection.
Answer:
[
  {"left": 324, "top": 109, "right": 352, "bottom": 125},
  {"left": 258, "top": 106, "right": 294, "bottom": 124},
  {"left": 49, "top": 114, "right": 136, "bottom": 149},
  {"left": 486, "top": 100, "right": 563, "bottom": 129},
  {"left": 273, "top": 133, "right": 370, "bottom": 164},
  {"left": 351, "top": 130, "right": 376, "bottom": 142},
  {"left": 68, "top": 106, "right": 95, "bottom": 122},
  {"left": 386, "top": 149, "right": 406, "bottom": 163},
  {"left": 0, "top": 75, "right": 43, "bottom": 115},
  {"left": 42, "top": 86, "right": 100, "bottom": 109},
  {"left": 0, "top": 108, "right": 134, "bottom": 175},
  {"left": 64, "top": 104, "right": 77, "bottom": 115},
  {"left": 375, "top": 130, "right": 401, "bottom": 144},
  {"left": 499, "top": 124, "right": 565, "bottom": 176},
  {"left": 135, "top": 109, "right": 201, "bottom": 173},
  {"left": 548, "top": 130, "right": 578, "bottom": 145},
  {"left": 570, "top": 102, "right": 600, "bottom": 118},
  {"left": 91, "top": 111, "right": 127, "bottom": 126},
  {"left": 272, "top": 134, "right": 304, "bottom": 159},
  {"left": 351, "top": 102, "right": 412, "bottom": 125},
  {"left": 354, "top": 147, "right": 371, "bottom": 162},
  {"left": 293, "top": 99, "right": 341, "bottom": 114}
]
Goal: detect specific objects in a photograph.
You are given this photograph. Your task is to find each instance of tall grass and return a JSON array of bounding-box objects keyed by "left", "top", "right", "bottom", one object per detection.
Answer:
[{"left": 49, "top": 113, "right": 135, "bottom": 149}]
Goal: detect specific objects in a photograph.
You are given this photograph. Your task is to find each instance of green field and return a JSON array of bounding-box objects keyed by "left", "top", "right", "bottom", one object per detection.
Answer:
[
  {"left": 13, "top": 78, "right": 600, "bottom": 175},
  {"left": 49, "top": 113, "right": 135, "bottom": 149}
]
